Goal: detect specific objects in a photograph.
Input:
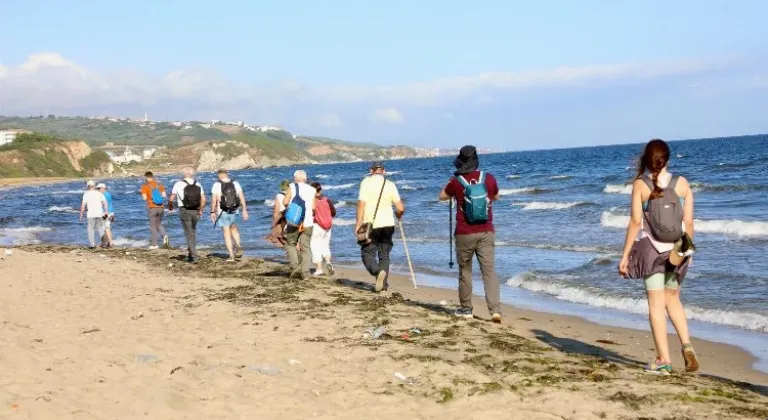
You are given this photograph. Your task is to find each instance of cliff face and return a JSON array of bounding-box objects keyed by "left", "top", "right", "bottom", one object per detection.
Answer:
[{"left": 0, "top": 140, "right": 109, "bottom": 178}]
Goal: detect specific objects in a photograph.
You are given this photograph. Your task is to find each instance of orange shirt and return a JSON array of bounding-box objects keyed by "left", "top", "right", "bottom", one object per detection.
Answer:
[{"left": 140, "top": 180, "right": 166, "bottom": 209}]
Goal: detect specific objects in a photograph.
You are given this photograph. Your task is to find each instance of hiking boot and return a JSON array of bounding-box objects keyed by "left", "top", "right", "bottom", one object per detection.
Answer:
[
  {"left": 491, "top": 313, "right": 503, "bottom": 324},
  {"left": 325, "top": 262, "right": 335, "bottom": 276},
  {"left": 375, "top": 271, "right": 387, "bottom": 292},
  {"left": 289, "top": 267, "right": 302, "bottom": 279},
  {"left": 454, "top": 307, "right": 473, "bottom": 319},
  {"left": 682, "top": 344, "right": 699, "bottom": 372},
  {"left": 235, "top": 247, "right": 243, "bottom": 259}
]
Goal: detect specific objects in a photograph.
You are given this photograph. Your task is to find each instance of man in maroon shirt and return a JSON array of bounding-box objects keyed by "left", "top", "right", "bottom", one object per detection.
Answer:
[{"left": 439, "top": 145, "right": 502, "bottom": 323}]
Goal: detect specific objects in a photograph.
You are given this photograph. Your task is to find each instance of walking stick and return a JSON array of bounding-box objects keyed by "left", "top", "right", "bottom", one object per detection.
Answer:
[
  {"left": 449, "top": 199, "right": 454, "bottom": 268},
  {"left": 398, "top": 220, "right": 418, "bottom": 290}
]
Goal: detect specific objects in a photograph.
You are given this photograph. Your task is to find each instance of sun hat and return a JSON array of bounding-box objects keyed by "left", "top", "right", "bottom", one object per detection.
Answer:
[
  {"left": 97, "top": 183, "right": 106, "bottom": 189},
  {"left": 86, "top": 180, "right": 95, "bottom": 188}
]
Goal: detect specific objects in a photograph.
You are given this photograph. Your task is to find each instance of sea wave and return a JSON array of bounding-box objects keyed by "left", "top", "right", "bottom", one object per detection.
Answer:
[
  {"left": 112, "top": 237, "right": 149, "bottom": 248},
  {"left": 496, "top": 241, "right": 619, "bottom": 254},
  {"left": 324, "top": 183, "right": 356, "bottom": 190},
  {"left": 600, "top": 211, "right": 768, "bottom": 238},
  {"left": 316, "top": 174, "right": 330, "bottom": 179},
  {"left": 48, "top": 206, "right": 78, "bottom": 213},
  {"left": 603, "top": 184, "right": 633, "bottom": 194},
  {"left": 498, "top": 187, "right": 549, "bottom": 196},
  {"left": 0, "top": 226, "right": 52, "bottom": 245},
  {"left": 514, "top": 201, "right": 587, "bottom": 211},
  {"left": 332, "top": 218, "right": 356, "bottom": 226},
  {"left": 335, "top": 200, "right": 349, "bottom": 207},
  {"left": 549, "top": 175, "right": 572, "bottom": 180},
  {"left": 507, "top": 175, "right": 521, "bottom": 180},
  {"left": 690, "top": 182, "right": 768, "bottom": 193},
  {"left": 505, "top": 272, "right": 768, "bottom": 332},
  {"left": 264, "top": 199, "right": 275, "bottom": 207}
]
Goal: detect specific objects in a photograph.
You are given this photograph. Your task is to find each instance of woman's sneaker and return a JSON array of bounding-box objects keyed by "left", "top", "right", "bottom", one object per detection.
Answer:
[
  {"left": 454, "top": 307, "right": 473, "bottom": 319},
  {"left": 644, "top": 359, "right": 672, "bottom": 376},
  {"left": 325, "top": 261, "right": 335, "bottom": 276},
  {"left": 375, "top": 271, "right": 387, "bottom": 292},
  {"left": 682, "top": 344, "right": 699, "bottom": 372}
]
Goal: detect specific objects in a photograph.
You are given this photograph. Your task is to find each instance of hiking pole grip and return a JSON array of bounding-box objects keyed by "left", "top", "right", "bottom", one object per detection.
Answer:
[{"left": 449, "top": 199, "right": 454, "bottom": 268}]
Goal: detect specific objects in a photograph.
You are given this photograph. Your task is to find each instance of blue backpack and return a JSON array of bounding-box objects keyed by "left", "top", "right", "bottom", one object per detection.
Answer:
[
  {"left": 284, "top": 184, "right": 306, "bottom": 227},
  {"left": 150, "top": 184, "right": 164, "bottom": 206},
  {"left": 456, "top": 172, "right": 489, "bottom": 224}
]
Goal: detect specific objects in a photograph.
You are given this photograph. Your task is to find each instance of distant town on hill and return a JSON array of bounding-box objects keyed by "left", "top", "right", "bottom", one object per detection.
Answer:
[{"left": 0, "top": 115, "right": 500, "bottom": 177}]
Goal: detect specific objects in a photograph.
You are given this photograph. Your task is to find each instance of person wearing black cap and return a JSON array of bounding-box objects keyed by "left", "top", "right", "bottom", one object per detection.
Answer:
[
  {"left": 355, "top": 161, "right": 405, "bottom": 292},
  {"left": 439, "top": 145, "right": 502, "bottom": 323}
]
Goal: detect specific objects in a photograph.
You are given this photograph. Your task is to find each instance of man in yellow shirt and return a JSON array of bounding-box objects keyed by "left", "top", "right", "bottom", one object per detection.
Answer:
[{"left": 355, "top": 161, "right": 405, "bottom": 292}]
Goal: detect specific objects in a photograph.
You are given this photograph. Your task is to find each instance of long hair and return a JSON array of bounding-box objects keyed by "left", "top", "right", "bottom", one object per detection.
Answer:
[{"left": 636, "top": 139, "right": 670, "bottom": 199}]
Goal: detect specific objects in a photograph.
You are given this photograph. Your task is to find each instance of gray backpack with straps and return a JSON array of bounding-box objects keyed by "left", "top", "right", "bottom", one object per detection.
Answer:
[{"left": 643, "top": 175, "right": 684, "bottom": 243}]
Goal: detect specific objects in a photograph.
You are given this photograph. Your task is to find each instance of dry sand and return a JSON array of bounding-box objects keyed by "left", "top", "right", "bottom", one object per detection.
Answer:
[
  {"left": 1, "top": 245, "right": 766, "bottom": 420},
  {"left": 0, "top": 177, "right": 82, "bottom": 190}
]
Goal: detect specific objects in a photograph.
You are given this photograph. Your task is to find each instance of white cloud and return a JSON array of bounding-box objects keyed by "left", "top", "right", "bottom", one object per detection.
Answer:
[
  {"left": 0, "top": 52, "right": 742, "bottom": 119},
  {"left": 368, "top": 108, "right": 404, "bottom": 124}
]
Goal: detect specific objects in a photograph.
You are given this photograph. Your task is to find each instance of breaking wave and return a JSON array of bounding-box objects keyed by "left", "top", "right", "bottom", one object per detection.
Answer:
[
  {"left": 505, "top": 272, "right": 768, "bottom": 332},
  {"left": 514, "top": 201, "right": 588, "bottom": 211},
  {"left": 603, "top": 184, "right": 633, "bottom": 194},
  {"left": 324, "top": 183, "right": 356, "bottom": 190},
  {"left": 600, "top": 211, "right": 768, "bottom": 238}
]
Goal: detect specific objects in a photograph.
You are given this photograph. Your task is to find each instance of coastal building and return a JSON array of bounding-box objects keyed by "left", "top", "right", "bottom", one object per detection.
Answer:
[{"left": 0, "top": 130, "right": 18, "bottom": 146}]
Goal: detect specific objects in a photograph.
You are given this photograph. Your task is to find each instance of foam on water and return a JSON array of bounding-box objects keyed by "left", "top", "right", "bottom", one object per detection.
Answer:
[
  {"left": 263, "top": 199, "right": 275, "bottom": 206},
  {"left": 505, "top": 272, "right": 768, "bottom": 332},
  {"left": 48, "top": 206, "right": 78, "bottom": 213},
  {"left": 514, "top": 201, "right": 586, "bottom": 211},
  {"left": 323, "top": 183, "right": 356, "bottom": 190},
  {"left": 498, "top": 187, "right": 549, "bottom": 196},
  {"left": 0, "top": 226, "right": 52, "bottom": 245},
  {"left": 601, "top": 211, "right": 768, "bottom": 238},
  {"left": 332, "top": 218, "right": 356, "bottom": 226},
  {"left": 112, "top": 237, "right": 150, "bottom": 248},
  {"left": 549, "top": 175, "right": 572, "bottom": 180},
  {"left": 507, "top": 175, "right": 521, "bottom": 180},
  {"left": 603, "top": 184, "right": 633, "bottom": 194},
  {"left": 316, "top": 174, "right": 330, "bottom": 179}
]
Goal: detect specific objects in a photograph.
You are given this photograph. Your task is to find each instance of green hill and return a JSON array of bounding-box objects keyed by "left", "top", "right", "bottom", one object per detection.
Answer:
[{"left": 0, "top": 132, "right": 112, "bottom": 178}]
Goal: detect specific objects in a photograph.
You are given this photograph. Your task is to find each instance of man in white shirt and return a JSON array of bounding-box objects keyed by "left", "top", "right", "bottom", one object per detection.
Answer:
[
  {"left": 78, "top": 180, "right": 109, "bottom": 249},
  {"left": 356, "top": 161, "right": 405, "bottom": 292},
  {"left": 282, "top": 169, "right": 316, "bottom": 279},
  {"left": 210, "top": 169, "right": 249, "bottom": 262},
  {"left": 169, "top": 167, "right": 206, "bottom": 263}
]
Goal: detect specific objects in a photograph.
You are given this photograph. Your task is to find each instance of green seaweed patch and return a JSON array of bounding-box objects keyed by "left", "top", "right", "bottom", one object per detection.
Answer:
[
  {"left": 725, "top": 406, "right": 768, "bottom": 419},
  {"left": 468, "top": 381, "right": 504, "bottom": 396},
  {"left": 697, "top": 388, "right": 750, "bottom": 403},
  {"left": 608, "top": 391, "right": 654, "bottom": 410},
  {"left": 488, "top": 333, "right": 548, "bottom": 354},
  {"left": 436, "top": 387, "right": 454, "bottom": 404}
]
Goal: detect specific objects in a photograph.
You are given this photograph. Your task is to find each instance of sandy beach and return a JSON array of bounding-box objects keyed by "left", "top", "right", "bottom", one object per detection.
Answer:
[{"left": 1, "top": 245, "right": 766, "bottom": 420}]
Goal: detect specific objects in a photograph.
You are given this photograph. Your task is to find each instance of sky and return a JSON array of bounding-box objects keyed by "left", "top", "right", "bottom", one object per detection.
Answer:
[{"left": 1, "top": 0, "right": 767, "bottom": 149}]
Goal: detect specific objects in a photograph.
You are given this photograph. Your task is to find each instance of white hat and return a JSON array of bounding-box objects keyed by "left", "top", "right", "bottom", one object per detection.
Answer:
[
  {"left": 97, "top": 183, "right": 106, "bottom": 189},
  {"left": 86, "top": 180, "right": 96, "bottom": 188}
]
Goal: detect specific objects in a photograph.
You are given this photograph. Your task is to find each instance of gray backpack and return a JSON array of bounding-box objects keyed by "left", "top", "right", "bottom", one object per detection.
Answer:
[{"left": 642, "top": 175, "right": 684, "bottom": 243}]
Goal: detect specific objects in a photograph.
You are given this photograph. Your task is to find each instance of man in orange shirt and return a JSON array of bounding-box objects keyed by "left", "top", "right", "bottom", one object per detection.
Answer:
[{"left": 140, "top": 171, "right": 169, "bottom": 249}]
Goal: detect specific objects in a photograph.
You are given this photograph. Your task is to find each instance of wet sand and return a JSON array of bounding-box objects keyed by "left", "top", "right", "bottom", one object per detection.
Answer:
[{"left": 1, "top": 245, "right": 766, "bottom": 419}]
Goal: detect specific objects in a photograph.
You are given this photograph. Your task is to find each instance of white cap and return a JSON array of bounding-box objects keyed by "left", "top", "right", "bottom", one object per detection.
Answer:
[
  {"left": 86, "top": 180, "right": 96, "bottom": 188},
  {"left": 97, "top": 183, "right": 106, "bottom": 189}
]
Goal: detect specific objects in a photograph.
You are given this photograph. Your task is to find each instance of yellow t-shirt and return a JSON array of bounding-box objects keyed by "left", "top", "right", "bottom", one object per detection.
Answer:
[{"left": 358, "top": 175, "right": 401, "bottom": 229}]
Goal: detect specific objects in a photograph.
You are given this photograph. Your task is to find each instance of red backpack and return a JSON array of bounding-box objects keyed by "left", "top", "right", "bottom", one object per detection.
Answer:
[{"left": 314, "top": 197, "right": 333, "bottom": 230}]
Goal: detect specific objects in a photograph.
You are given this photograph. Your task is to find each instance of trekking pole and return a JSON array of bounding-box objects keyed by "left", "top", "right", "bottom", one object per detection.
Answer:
[
  {"left": 448, "top": 200, "right": 454, "bottom": 267},
  {"left": 398, "top": 220, "right": 418, "bottom": 290}
]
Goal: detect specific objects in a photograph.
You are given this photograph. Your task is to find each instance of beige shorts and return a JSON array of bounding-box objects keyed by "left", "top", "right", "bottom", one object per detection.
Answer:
[{"left": 644, "top": 272, "right": 679, "bottom": 291}]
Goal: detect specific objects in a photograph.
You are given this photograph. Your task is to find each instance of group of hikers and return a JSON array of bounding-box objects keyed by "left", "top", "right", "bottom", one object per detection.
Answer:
[{"left": 79, "top": 140, "right": 699, "bottom": 376}]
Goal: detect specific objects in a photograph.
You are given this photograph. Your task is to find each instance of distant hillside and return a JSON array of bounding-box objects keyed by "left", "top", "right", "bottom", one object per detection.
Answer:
[
  {"left": 0, "top": 133, "right": 112, "bottom": 178},
  {"left": 0, "top": 116, "right": 430, "bottom": 173}
]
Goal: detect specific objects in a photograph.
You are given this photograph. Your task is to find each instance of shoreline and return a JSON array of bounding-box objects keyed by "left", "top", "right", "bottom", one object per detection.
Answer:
[
  {"left": 336, "top": 266, "right": 768, "bottom": 386},
  {"left": 2, "top": 245, "right": 766, "bottom": 419}
]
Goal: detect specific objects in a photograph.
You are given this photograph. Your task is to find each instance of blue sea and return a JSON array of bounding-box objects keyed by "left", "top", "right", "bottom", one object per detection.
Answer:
[{"left": 2, "top": 135, "right": 767, "bottom": 369}]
